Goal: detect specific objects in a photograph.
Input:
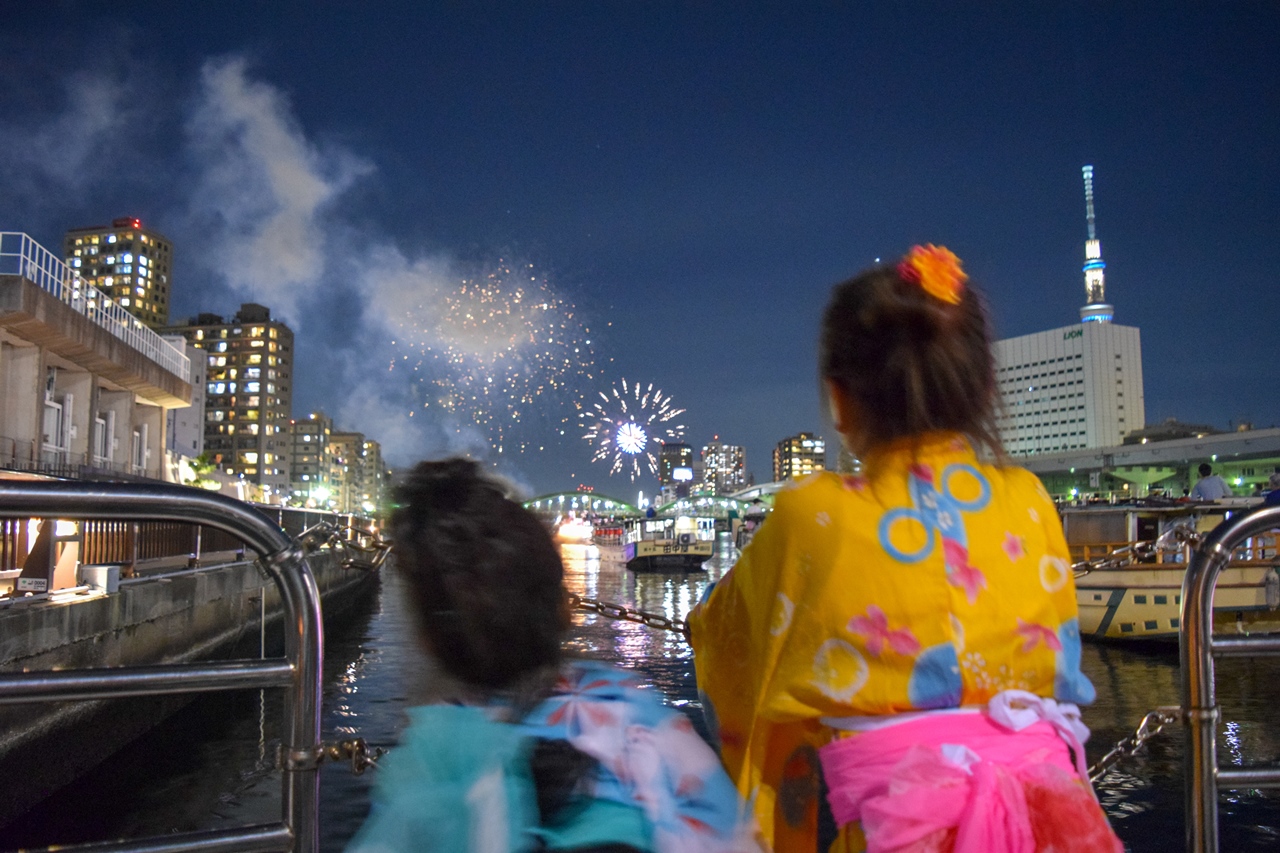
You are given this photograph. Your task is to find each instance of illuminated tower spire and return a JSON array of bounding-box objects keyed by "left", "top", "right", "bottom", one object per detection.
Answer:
[{"left": 1079, "top": 165, "right": 1113, "bottom": 323}]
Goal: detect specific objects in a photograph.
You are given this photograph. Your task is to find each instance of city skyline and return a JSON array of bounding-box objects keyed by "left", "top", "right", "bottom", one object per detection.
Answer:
[{"left": 2, "top": 5, "right": 1276, "bottom": 496}]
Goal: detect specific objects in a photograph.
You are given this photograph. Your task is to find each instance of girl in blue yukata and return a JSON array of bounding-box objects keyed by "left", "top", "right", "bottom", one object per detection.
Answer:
[{"left": 345, "top": 458, "right": 761, "bottom": 853}]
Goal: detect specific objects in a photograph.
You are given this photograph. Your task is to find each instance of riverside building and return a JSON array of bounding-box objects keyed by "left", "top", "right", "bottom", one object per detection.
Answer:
[
  {"left": 0, "top": 232, "right": 191, "bottom": 480},
  {"left": 63, "top": 218, "right": 174, "bottom": 328},
  {"left": 701, "top": 438, "right": 746, "bottom": 495},
  {"left": 773, "top": 432, "right": 825, "bottom": 482},
  {"left": 995, "top": 166, "right": 1144, "bottom": 456},
  {"left": 161, "top": 303, "right": 294, "bottom": 500},
  {"left": 288, "top": 412, "right": 334, "bottom": 507}
]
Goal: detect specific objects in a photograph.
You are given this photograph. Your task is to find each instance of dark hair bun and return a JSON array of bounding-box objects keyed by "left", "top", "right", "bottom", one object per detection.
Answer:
[
  {"left": 391, "top": 458, "right": 568, "bottom": 691},
  {"left": 820, "top": 261, "right": 1000, "bottom": 453},
  {"left": 394, "top": 458, "right": 508, "bottom": 526}
]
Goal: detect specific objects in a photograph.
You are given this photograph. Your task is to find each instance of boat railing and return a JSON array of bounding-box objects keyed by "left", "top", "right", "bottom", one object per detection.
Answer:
[
  {"left": 1072, "top": 531, "right": 1280, "bottom": 571},
  {"left": 1180, "top": 503, "right": 1280, "bottom": 852},
  {"left": 0, "top": 480, "right": 326, "bottom": 853}
]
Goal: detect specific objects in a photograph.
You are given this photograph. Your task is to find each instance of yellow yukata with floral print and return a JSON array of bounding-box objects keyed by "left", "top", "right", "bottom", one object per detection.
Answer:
[{"left": 688, "top": 434, "right": 1093, "bottom": 852}]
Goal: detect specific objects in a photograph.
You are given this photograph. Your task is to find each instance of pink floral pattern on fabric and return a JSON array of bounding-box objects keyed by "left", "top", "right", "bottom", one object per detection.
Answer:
[
  {"left": 1016, "top": 619, "right": 1064, "bottom": 653},
  {"left": 943, "top": 539, "right": 987, "bottom": 605},
  {"left": 842, "top": 475, "right": 868, "bottom": 492},
  {"left": 849, "top": 605, "right": 922, "bottom": 657},
  {"left": 1003, "top": 532, "right": 1026, "bottom": 562}
]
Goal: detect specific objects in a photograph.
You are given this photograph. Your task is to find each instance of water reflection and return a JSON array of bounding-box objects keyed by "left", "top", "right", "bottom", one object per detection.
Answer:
[{"left": 8, "top": 534, "right": 1280, "bottom": 851}]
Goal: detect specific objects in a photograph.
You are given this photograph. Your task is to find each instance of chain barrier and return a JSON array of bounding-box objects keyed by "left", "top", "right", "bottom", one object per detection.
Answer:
[
  {"left": 1072, "top": 524, "right": 1204, "bottom": 579},
  {"left": 568, "top": 593, "right": 691, "bottom": 641},
  {"left": 320, "top": 737, "right": 385, "bottom": 775},
  {"left": 1088, "top": 706, "right": 1183, "bottom": 783},
  {"left": 308, "top": 530, "right": 1201, "bottom": 781},
  {"left": 295, "top": 521, "right": 393, "bottom": 572}
]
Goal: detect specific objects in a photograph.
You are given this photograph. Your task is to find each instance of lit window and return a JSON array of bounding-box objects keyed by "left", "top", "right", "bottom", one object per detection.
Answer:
[
  {"left": 121, "top": 297, "right": 130, "bottom": 306},
  {"left": 243, "top": 452, "right": 259, "bottom": 463}
]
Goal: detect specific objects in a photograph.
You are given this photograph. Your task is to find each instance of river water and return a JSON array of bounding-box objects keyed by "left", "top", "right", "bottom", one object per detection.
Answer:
[{"left": 7, "top": 537, "right": 1280, "bottom": 851}]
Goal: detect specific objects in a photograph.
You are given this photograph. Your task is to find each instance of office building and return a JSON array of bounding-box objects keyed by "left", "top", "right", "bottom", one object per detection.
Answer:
[
  {"left": 701, "top": 439, "right": 746, "bottom": 494},
  {"left": 994, "top": 166, "right": 1144, "bottom": 455},
  {"left": 64, "top": 218, "right": 174, "bottom": 327},
  {"left": 773, "top": 432, "right": 825, "bottom": 482},
  {"left": 161, "top": 303, "right": 294, "bottom": 499}
]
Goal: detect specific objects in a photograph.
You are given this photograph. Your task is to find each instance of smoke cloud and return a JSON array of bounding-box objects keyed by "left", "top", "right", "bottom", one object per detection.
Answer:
[{"left": 1, "top": 53, "right": 594, "bottom": 483}]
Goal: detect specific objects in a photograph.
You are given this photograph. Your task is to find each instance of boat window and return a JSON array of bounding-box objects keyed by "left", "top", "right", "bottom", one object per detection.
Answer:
[
  {"left": 1154, "top": 595, "right": 1168, "bottom": 605},
  {"left": 1144, "top": 621, "right": 1159, "bottom": 630},
  {"left": 1120, "top": 623, "right": 1134, "bottom": 633},
  {"left": 1133, "top": 595, "right": 1147, "bottom": 604}
]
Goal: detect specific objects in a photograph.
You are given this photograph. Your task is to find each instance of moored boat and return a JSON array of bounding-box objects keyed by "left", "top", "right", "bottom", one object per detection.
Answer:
[
  {"left": 1064, "top": 500, "right": 1280, "bottom": 640},
  {"left": 622, "top": 514, "right": 714, "bottom": 572}
]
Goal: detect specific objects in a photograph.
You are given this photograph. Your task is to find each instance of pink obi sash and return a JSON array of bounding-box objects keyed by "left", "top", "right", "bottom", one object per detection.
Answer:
[{"left": 818, "top": 691, "right": 1121, "bottom": 853}]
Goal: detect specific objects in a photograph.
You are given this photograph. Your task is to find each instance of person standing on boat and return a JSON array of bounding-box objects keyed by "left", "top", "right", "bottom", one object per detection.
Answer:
[
  {"left": 689, "top": 246, "right": 1122, "bottom": 852},
  {"left": 346, "top": 459, "right": 762, "bottom": 853},
  {"left": 1190, "top": 463, "right": 1233, "bottom": 501}
]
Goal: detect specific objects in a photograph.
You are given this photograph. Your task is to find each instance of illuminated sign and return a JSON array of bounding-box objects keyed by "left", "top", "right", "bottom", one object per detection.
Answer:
[{"left": 672, "top": 467, "right": 693, "bottom": 481}]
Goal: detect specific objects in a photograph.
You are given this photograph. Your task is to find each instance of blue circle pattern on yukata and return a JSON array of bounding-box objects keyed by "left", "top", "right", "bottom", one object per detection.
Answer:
[
  {"left": 1053, "top": 618, "right": 1096, "bottom": 704},
  {"left": 880, "top": 465, "right": 988, "bottom": 710},
  {"left": 908, "top": 643, "right": 964, "bottom": 709},
  {"left": 878, "top": 464, "right": 992, "bottom": 564}
]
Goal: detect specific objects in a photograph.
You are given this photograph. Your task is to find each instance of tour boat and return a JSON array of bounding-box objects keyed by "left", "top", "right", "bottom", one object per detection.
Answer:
[
  {"left": 1063, "top": 499, "right": 1280, "bottom": 641},
  {"left": 622, "top": 514, "right": 714, "bottom": 572}
]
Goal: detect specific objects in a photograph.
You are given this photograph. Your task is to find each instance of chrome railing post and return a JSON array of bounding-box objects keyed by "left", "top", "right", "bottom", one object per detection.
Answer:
[
  {"left": 264, "top": 543, "right": 324, "bottom": 853},
  {"left": 0, "top": 481, "right": 326, "bottom": 853},
  {"left": 1180, "top": 504, "right": 1280, "bottom": 853}
]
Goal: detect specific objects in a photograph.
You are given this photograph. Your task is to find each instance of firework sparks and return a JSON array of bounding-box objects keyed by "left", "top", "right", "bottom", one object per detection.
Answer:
[
  {"left": 388, "top": 260, "right": 600, "bottom": 453},
  {"left": 581, "top": 379, "right": 686, "bottom": 479}
]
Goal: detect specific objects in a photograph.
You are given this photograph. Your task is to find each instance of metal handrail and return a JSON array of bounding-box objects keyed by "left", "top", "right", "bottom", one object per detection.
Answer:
[
  {"left": 0, "top": 481, "right": 324, "bottom": 853},
  {"left": 1180, "top": 503, "right": 1280, "bottom": 853}
]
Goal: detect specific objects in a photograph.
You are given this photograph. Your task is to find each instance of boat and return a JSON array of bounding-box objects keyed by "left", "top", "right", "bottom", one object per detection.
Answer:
[
  {"left": 622, "top": 514, "right": 714, "bottom": 572},
  {"left": 1063, "top": 499, "right": 1280, "bottom": 641}
]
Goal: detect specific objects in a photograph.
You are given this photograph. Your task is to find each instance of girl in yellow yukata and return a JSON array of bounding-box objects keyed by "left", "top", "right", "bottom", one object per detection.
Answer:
[{"left": 689, "top": 246, "right": 1122, "bottom": 853}]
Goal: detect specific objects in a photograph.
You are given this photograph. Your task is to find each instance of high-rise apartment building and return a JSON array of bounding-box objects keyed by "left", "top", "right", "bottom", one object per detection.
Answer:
[
  {"left": 64, "top": 218, "right": 174, "bottom": 327},
  {"left": 289, "top": 412, "right": 334, "bottom": 506},
  {"left": 994, "top": 166, "right": 1144, "bottom": 456},
  {"left": 701, "top": 439, "right": 746, "bottom": 494},
  {"left": 658, "top": 442, "right": 694, "bottom": 486},
  {"left": 161, "top": 303, "right": 294, "bottom": 499},
  {"left": 360, "top": 438, "right": 388, "bottom": 515},
  {"left": 772, "top": 433, "right": 825, "bottom": 482},
  {"left": 328, "top": 431, "right": 363, "bottom": 513}
]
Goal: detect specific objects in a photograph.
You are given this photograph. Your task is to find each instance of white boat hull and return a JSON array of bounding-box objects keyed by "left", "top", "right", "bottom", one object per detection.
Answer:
[{"left": 1076, "top": 564, "right": 1280, "bottom": 640}]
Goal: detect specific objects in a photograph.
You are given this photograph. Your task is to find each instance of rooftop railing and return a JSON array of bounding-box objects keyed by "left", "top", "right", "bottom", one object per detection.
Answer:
[{"left": 0, "top": 232, "right": 190, "bottom": 380}]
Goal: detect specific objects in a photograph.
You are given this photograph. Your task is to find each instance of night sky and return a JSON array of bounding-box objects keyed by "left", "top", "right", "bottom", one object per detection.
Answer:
[{"left": 2, "top": 3, "right": 1277, "bottom": 500}]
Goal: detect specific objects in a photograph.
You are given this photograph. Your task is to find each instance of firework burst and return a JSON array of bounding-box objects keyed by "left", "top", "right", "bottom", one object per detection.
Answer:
[
  {"left": 581, "top": 379, "right": 686, "bottom": 479},
  {"left": 388, "top": 260, "right": 601, "bottom": 453}
]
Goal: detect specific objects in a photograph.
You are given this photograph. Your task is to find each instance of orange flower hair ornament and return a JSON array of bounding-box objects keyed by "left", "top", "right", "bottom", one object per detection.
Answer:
[{"left": 897, "top": 244, "right": 967, "bottom": 305}]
